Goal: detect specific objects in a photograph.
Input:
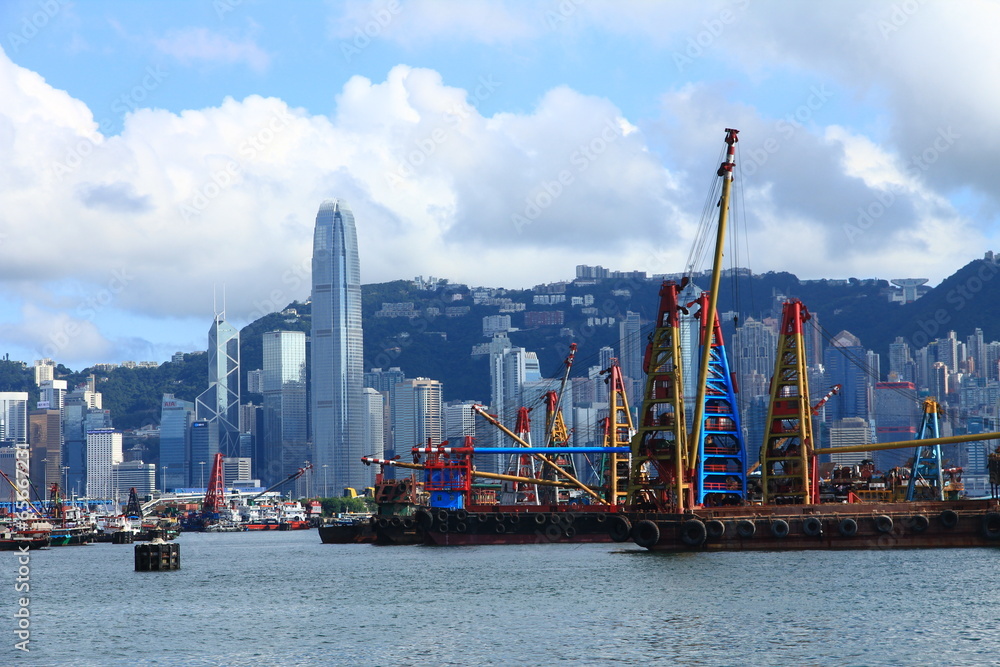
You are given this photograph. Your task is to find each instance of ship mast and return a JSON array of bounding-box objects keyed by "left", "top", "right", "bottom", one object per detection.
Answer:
[{"left": 688, "top": 128, "right": 739, "bottom": 498}]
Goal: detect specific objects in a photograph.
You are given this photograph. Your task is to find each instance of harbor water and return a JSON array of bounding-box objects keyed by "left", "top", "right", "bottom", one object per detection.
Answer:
[{"left": 4, "top": 530, "right": 1000, "bottom": 666}]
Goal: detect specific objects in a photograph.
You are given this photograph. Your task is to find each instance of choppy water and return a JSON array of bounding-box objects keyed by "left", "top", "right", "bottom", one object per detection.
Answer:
[{"left": 3, "top": 530, "right": 999, "bottom": 666}]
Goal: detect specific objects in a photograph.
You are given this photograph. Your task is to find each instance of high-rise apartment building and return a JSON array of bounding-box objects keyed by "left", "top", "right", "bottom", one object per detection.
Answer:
[
  {"left": 262, "top": 330, "right": 308, "bottom": 487},
  {"left": 196, "top": 313, "right": 241, "bottom": 458},
  {"left": 311, "top": 199, "right": 365, "bottom": 495},
  {"left": 86, "top": 428, "right": 122, "bottom": 499}
]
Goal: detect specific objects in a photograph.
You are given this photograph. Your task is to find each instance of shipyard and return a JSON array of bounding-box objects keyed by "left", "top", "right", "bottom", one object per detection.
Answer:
[{"left": 4, "top": 1, "right": 1000, "bottom": 665}]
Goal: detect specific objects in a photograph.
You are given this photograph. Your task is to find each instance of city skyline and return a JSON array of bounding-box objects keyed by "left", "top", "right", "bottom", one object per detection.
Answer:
[{"left": 1, "top": 3, "right": 998, "bottom": 369}]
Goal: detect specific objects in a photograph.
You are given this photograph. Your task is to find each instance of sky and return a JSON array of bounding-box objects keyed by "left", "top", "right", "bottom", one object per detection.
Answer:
[{"left": 0, "top": 0, "right": 998, "bottom": 369}]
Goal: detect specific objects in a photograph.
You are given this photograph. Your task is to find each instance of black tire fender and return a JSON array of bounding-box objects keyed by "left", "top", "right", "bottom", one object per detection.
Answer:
[
  {"left": 680, "top": 519, "right": 707, "bottom": 546},
  {"left": 634, "top": 519, "right": 662, "bottom": 548},
  {"left": 609, "top": 515, "right": 632, "bottom": 542},
  {"left": 736, "top": 519, "right": 756, "bottom": 539},
  {"left": 770, "top": 519, "right": 790, "bottom": 538},
  {"left": 839, "top": 517, "right": 858, "bottom": 537},
  {"left": 705, "top": 519, "right": 726, "bottom": 540},
  {"left": 803, "top": 517, "right": 823, "bottom": 537}
]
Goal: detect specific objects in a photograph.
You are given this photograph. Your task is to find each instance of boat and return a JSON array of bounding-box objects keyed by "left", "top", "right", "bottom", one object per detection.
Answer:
[
  {"left": 611, "top": 128, "right": 1000, "bottom": 552},
  {"left": 0, "top": 521, "right": 51, "bottom": 550},
  {"left": 318, "top": 515, "right": 375, "bottom": 544}
]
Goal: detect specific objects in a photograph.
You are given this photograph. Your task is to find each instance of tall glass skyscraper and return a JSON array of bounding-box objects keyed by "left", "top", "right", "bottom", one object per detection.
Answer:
[
  {"left": 262, "top": 330, "right": 308, "bottom": 487},
  {"left": 311, "top": 199, "right": 365, "bottom": 494},
  {"left": 196, "top": 314, "right": 241, "bottom": 458}
]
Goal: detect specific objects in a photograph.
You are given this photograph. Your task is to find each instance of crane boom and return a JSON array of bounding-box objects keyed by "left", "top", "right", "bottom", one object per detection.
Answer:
[{"left": 249, "top": 462, "right": 313, "bottom": 503}]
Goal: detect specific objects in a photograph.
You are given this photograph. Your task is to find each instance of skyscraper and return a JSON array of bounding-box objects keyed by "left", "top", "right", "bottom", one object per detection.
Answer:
[
  {"left": 160, "top": 394, "right": 195, "bottom": 490},
  {"left": 196, "top": 313, "right": 241, "bottom": 458},
  {"left": 311, "top": 199, "right": 365, "bottom": 495},
  {"left": 262, "top": 330, "right": 308, "bottom": 487}
]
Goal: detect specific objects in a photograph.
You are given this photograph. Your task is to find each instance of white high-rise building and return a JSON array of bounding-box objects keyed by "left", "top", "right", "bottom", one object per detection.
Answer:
[
  {"left": 86, "top": 428, "right": 123, "bottom": 499},
  {"left": 0, "top": 392, "right": 29, "bottom": 444}
]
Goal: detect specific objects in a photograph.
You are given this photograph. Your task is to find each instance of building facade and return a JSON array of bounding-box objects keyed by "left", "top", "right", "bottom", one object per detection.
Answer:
[{"left": 311, "top": 199, "right": 365, "bottom": 495}]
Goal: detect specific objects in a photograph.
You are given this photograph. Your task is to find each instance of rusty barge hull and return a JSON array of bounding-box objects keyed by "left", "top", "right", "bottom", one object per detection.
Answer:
[
  {"left": 619, "top": 499, "right": 1000, "bottom": 552},
  {"left": 417, "top": 506, "right": 615, "bottom": 546}
]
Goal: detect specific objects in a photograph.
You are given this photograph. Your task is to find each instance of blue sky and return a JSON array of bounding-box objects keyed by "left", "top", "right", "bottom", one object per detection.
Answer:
[{"left": 0, "top": 0, "right": 997, "bottom": 369}]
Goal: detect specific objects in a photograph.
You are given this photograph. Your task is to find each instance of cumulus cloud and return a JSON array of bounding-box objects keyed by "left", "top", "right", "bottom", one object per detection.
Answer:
[{"left": 1, "top": 0, "right": 998, "bottom": 364}]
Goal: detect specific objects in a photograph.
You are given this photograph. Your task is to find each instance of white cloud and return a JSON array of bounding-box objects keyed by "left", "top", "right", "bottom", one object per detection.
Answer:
[{"left": 154, "top": 27, "right": 270, "bottom": 72}]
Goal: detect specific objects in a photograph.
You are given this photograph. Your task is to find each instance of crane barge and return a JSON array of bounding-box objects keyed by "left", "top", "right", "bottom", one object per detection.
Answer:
[{"left": 613, "top": 128, "right": 1000, "bottom": 551}]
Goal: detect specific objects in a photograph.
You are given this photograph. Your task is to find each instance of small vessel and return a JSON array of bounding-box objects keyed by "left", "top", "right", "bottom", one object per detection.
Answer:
[
  {"left": 318, "top": 515, "right": 375, "bottom": 544},
  {"left": 0, "top": 522, "right": 51, "bottom": 550}
]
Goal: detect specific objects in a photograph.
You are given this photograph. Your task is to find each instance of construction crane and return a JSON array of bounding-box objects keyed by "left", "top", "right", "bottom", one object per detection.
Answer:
[{"left": 247, "top": 461, "right": 314, "bottom": 505}]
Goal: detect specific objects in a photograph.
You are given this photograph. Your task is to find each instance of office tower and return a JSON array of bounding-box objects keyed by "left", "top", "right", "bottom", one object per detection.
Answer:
[
  {"left": 29, "top": 408, "right": 61, "bottom": 490},
  {"left": 0, "top": 392, "right": 29, "bottom": 443},
  {"left": 732, "top": 317, "right": 777, "bottom": 396},
  {"left": 196, "top": 313, "right": 241, "bottom": 458},
  {"left": 874, "top": 381, "right": 919, "bottom": 470},
  {"left": 823, "top": 331, "right": 872, "bottom": 422},
  {"left": 393, "top": 378, "right": 442, "bottom": 473},
  {"left": 189, "top": 419, "right": 219, "bottom": 487},
  {"left": 86, "top": 428, "right": 122, "bottom": 499},
  {"left": 362, "top": 387, "right": 385, "bottom": 486},
  {"left": 443, "top": 401, "right": 478, "bottom": 444},
  {"left": 618, "top": 311, "right": 643, "bottom": 404},
  {"left": 222, "top": 457, "right": 253, "bottom": 486},
  {"left": 262, "top": 330, "right": 308, "bottom": 488},
  {"left": 112, "top": 460, "right": 156, "bottom": 496},
  {"left": 829, "top": 417, "right": 874, "bottom": 467},
  {"left": 888, "top": 337, "right": 915, "bottom": 383},
  {"left": 311, "top": 198, "right": 365, "bottom": 495},
  {"left": 365, "top": 367, "right": 405, "bottom": 460},
  {"left": 160, "top": 394, "right": 195, "bottom": 491}
]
